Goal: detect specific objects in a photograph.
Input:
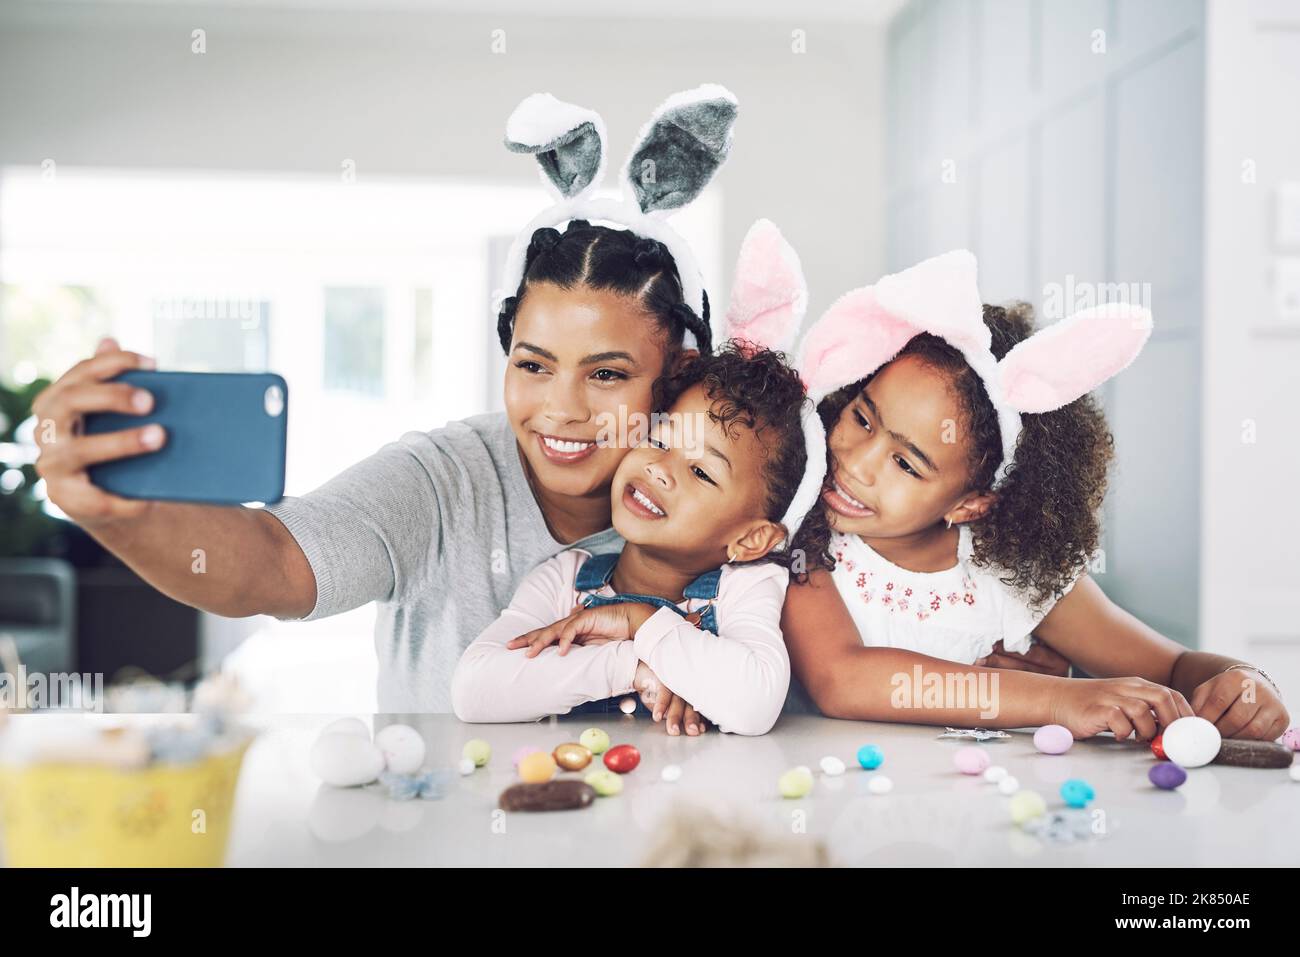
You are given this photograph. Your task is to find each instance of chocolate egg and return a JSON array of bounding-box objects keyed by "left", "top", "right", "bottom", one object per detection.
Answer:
[
  {"left": 552, "top": 743, "right": 592, "bottom": 771},
  {"left": 1151, "top": 733, "right": 1167, "bottom": 760},
  {"left": 603, "top": 744, "right": 640, "bottom": 774}
]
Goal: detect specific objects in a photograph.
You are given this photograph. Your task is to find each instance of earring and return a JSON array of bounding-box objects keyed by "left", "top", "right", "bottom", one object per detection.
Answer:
[
  {"left": 945, "top": 518, "right": 953, "bottom": 530},
  {"left": 726, "top": 550, "right": 737, "bottom": 564}
]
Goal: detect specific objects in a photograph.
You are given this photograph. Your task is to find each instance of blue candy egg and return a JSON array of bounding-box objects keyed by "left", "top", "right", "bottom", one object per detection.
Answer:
[
  {"left": 1059, "top": 778, "right": 1095, "bottom": 808},
  {"left": 1149, "top": 762, "right": 1187, "bottom": 790},
  {"left": 856, "top": 744, "right": 884, "bottom": 770}
]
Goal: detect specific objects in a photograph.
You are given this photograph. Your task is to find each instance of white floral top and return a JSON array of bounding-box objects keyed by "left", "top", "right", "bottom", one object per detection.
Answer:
[{"left": 828, "top": 526, "right": 1076, "bottom": 664}]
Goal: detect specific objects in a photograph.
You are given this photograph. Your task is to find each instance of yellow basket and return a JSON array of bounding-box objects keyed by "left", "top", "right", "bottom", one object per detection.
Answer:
[{"left": 0, "top": 740, "right": 250, "bottom": 867}]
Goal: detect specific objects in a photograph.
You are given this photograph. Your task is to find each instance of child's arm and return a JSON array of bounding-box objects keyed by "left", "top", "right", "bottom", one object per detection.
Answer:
[
  {"left": 782, "top": 569, "right": 1191, "bottom": 738},
  {"left": 450, "top": 558, "right": 640, "bottom": 723},
  {"left": 628, "top": 566, "right": 791, "bottom": 736},
  {"left": 1033, "top": 575, "right": 1290, "bottom": 740}
]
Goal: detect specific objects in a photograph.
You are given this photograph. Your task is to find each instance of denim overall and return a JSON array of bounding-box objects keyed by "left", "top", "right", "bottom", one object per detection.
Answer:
[{"left": 566, "top": 552, "right": 722, "bottom": 716}]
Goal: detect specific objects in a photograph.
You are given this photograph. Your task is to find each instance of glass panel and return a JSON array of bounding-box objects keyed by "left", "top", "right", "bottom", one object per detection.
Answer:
[{"left": 323, "top": 287, "right": 384, "bottom": 397}]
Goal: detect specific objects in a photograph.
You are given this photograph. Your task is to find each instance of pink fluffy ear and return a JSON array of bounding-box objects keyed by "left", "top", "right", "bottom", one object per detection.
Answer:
[
  {"left": 999, "top": 302, "right": 1153, "bottom": 413},
  {"left": 798, "top": 287, "right": 918, "bottom": 402},
  {"left": 723, "top": 219, "right": 807, "bottom": 355},
  {"left": 873, "top": 249, "right": 988, "bottom": 353}
]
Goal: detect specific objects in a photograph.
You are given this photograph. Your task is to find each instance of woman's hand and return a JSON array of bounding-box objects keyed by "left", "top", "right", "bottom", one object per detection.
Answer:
[
  {"left": 1190, "top": 669, "right": 1290, "bottom": 740},
  {"left": 507, "top": 602, "right": 656, "bottom": 657},
  {"left": 1049, "top": 676, "right": 1193, "bottom": 741},
  {"left": 32, "top": 337, "right": 163, "bottom": 527},
  {"left": 633, "top": 661, "right": 709, "bottom": 736},
  {"left": 975, "top": 639, "right": 1072, "bottom": 677}
]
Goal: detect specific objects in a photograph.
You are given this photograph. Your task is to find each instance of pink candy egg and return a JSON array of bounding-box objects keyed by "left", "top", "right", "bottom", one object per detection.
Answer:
[
  {"left": 1033, "top": 724, "right": 1073, "bottom": 755},
  {"left": 953, "top": 746, "right": 990, "bottom": 775},
  {"left": 1282, "top": 727, "right": 1300, "bottom": 752}
]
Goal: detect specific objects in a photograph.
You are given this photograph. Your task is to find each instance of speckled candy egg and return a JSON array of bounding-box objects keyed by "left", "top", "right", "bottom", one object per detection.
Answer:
[
  {"left": 1160, "top": 716, "right": 1221, "bottom": 769},
  {"left": 820, "top": 756, "right": 846, "bottom": 776},
  {"left": 997, "top": 775, "right": 1021, "bottom": 795},
  {"left": 1281, "top": 727, "right": 1300, "bottom": 751},
  {"left": 954, "top": 746, "right": 991, "bottom": 775},
  {"left": 310, "top": 733, "right": 385, "bottom": 787},
  {"left": 856, "top": 744, "right": 884, "bottom": 769},
  {"left": 1149, "top": 762, "right": 1187, "bottom": 790},
  {"left": 1033, "top": 724, "right": 1074, "bottom": 755},
  {"left": 462, "top": 738, "right": 492, "bottom": 767},
  {"left": 1059, "top": 778, "right": 1095, "bottom": 808},
  {"left": 374, "top": 724, "right": 426, "bottom": 774},
  {"left": 1009, "top": 790, "right": 1047, "bottom": 826},
  {"left": 983, "top": 765, "right": 1008, "bottom": 783},
  {"left": 778, "top": 766, "right": 814, "bottom": 799}
]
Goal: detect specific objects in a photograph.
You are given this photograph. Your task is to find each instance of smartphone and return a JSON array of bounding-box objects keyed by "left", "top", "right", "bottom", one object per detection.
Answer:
[{"left": 84, "top": 370, "right": 288, "bottom": 505}]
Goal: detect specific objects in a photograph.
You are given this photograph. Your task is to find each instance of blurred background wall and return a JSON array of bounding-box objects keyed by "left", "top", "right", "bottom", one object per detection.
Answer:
[{"left": 0, "top": 0, "right": 1296, "bottom": 711}]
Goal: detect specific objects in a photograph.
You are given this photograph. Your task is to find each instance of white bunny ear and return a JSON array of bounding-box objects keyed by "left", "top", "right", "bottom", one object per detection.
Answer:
[
  {"left": 873, "top": 249, "right": 989, "bottom": 353},
  {"left": 505, "top": 93, "right": 607, "bottom": 200},
  {"left": 998, "top": 302, "right": 1153, "bottom": 414},
  {"left": 624, "top": 84, "right": 738, "bottom": 214},
  {"left": 723, "top": 219, "right": 807, "bottom": 355}
]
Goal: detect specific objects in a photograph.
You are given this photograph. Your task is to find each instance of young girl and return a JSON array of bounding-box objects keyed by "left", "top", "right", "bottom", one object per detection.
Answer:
[
  {"left": 452, "top": 221, "right": 829, "bottom": 735},
  {"left": 32, "top": 87, "right": 735, "bottom": 713},
  {"left": 784, "top": 251, "right": 1290, "bottom": 742}
]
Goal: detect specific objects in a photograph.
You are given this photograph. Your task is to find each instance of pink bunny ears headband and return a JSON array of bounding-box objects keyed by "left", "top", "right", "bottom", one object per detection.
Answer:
[
  {"left": 719, "top": 222, "right": 1155, "bottom": 551},
  {"left": 797, "top": 249, "right": 1155, "bottom": 488},
  {"left": 501, "top": 85, "right": 739, "bottom": 350}
]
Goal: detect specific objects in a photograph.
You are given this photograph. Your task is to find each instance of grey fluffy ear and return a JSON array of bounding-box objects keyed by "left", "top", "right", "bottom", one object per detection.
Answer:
[
  {"left": 505, "top": 93, "right": 607, "bottom": 200},
  {"left": 625, "top": 84, "right": 738, "bottom": 214}
]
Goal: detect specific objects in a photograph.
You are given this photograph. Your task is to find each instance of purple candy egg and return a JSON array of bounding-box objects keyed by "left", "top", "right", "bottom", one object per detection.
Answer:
[
  {"left": 1149, "top": 762, "right": 1187, "bottom": 790},
  {"left": 1033, "top": 724, "right": 1074, "bottom": 755}
]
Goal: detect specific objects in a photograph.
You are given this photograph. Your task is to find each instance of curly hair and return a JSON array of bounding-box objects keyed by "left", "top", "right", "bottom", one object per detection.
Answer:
[
  {"left": 659, "top": 341, "right": 833, "bottom": 582},
  {"left": 496, "top": 220, "right": 712, "bottom": 356},
  {"left": 814, "top": 302, "right": 1113, "bottom": 608}
]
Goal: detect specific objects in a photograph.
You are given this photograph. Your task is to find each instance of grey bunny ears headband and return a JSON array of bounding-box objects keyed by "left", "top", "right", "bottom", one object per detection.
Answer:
[{"left": 501, "top": 85, "right": 739, "bottom": 349}]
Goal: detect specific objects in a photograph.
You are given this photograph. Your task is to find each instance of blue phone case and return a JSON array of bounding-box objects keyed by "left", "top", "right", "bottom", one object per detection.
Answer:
[{"left": 85, "top": 370, "right": 288, "bottom": 505}]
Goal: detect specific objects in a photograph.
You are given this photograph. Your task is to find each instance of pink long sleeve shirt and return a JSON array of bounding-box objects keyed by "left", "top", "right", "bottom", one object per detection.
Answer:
[{"left": 450, "top": 549, "right": 791, "bottom": 735}]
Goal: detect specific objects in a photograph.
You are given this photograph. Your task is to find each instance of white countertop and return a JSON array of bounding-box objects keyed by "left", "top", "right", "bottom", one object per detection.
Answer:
[{"left": 211, "top": 712, "right": 1298, "bottom": 867}]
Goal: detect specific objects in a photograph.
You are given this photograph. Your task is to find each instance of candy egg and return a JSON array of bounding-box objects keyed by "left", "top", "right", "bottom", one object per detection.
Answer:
[
  {"left": 603, "top": 744, "right": 640, "bottom": 774},
  {"left": 954, "top": 746, "right": 990, "bottom": 775},
  {"left": 321, "top": 717, "right": 370, "bottom": 739},
  {"left": 310, "top": 733, "right": 385, "bottom": 787},
  {"left": 462, "top": 738, "right": 492, "bottom": 768},
  {"left": 512, "top": 745, "right": 542, "bottom": 768},
  {"left": 374, "top": 724, "right": 426, "bottom": 774},
  {"left": 997, "top": 775, "right": 1021, "bottom": 795},
  {"left": 1160, "top": 716, "right": 1221, "bottom": 768},
  {"left": 579, "top": 728, "right": 611, "bottom": 755},
  {"left": 661, "top": 764, "right": 682, "bottom": 783},
  {"left": 856, "top": 744, "right": 884, "bottom": 769},
  {"left": 619, "top": 697, "right": 637, "bottom": 715},
  {"left": 778, "top": 766, "right": 814, "bottom": 799},
  {"left": 820, "top": 756, "right": 846, "bottom": 776},
  {"left": 584, "top": 769, "right": 624, "bottom": 796},
  {"left": 1059, "top": 778, "right": 1095, "bottom": 808},
  {"left": 518, "top": 751, "right": 558, "bottom": 784},
  {"left": 552, "top": 743, "right": 592, "bottom": 772},
  {"left": 457, "top": 757, "right": 476, "bottom": 776},
  {"left": 983, "top": 765, "right": 1008, "bottom": 783},
  {"left": 1149, "top": 762, "right": 1186, "bottom": 790},
  {"left": 1033, "top": 724, "right": 1073, "bottom": 755},
  {"left": 1282, "top": 727, "right": 1300, "bottom": 751},
  {"left": 1151, "top": 733, "right": 1167, "bottom": 761},
  {"left": 1009, "top": 790, "right": 1047, "bottom": 826},
  {"left": 867, "top": 775, "right": 894, "bottom": 795}
]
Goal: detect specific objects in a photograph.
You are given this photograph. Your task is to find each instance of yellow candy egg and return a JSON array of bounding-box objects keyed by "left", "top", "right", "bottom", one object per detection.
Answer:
[{"left": 518, "top": 751, "right": 558, "bottom": 784}]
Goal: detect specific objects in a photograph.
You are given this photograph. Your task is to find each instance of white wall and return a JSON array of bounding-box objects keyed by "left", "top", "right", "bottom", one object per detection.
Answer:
[{"left": 1202, "top": 0, "right": 1300, "bottom": 694}]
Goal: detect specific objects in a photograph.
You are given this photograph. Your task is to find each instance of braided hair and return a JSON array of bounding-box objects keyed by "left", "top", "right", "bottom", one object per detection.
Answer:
[{"left": 496, "top": 220, "right": 712, "bottom": 357}]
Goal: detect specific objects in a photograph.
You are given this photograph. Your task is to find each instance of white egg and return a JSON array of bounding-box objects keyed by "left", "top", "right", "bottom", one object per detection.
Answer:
[
  {"left": 868, "top": 775, "right": 894, "bottom": 795},
  {"left": 310, "top": 732, "right": 385, "bottom": 787},
  {"left": 997, "top": 775, "right": 1020, "bottom": 795},
  {"left": 321, "top": 717, "right": 371, "bottom": 739},
  {"left": 374, "top": 723, "right": 426, "bottom": 774},
  {"left": 661, "top": 764, "right": 682, "bottom": 783},
  {"left": 1161, "top": 716, "right": 1222, "bottom": 769},
  {"left": 983, "top": 765, "right": 1008, "bottom": 783},
  {"left": 619, "top": 697, "right": 637, "bottom": 715},
  {"left": 458, "top": 757, "right": 477, "bottom": 776},
  {"left": 820, "top": 756, "right": 846, "bottom": 777}
]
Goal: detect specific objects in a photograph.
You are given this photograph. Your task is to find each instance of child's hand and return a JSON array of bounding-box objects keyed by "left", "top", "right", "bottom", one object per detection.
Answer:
[
  {"left": 1050, "top": 676, "right": 1193, "bottom": 741},
  {"left": 975, "top": 639, "right": 1072, "bottom": 677},
  {"left": 507, "top": 604, "right": 634, "bottom": 657},
  {"left": 632, "top": 662, "right": 709, "bottom": 736},
  {"left": 1190, "top": 669, "right": 1290, "bottom": 740}
]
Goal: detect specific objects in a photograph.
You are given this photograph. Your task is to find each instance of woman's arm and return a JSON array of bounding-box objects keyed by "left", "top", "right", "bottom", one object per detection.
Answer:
[
  {"left": 1032, "top": 575, "right": 1290, "bottom": 738},
  {"left": 781, "top": 570, "right": 1189, "bottom": 737},
  {"left": 451, "top": 557, "right": 640, "bottom": 723},
  {"left": 628, "top": 566, "right": 791, "bottom": 736}
]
